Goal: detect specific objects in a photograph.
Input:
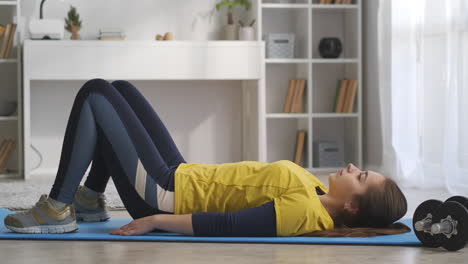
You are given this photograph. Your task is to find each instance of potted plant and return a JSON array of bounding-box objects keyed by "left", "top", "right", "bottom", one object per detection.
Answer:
[
  {"left": 216, "top": 0, "right": 251, "bottom": 40},
  {"left": 64, "top": 5, "right": 82, "bottom": 40},
  {"left": 238, "top": 19, "right": 256, "bottom": 40}
]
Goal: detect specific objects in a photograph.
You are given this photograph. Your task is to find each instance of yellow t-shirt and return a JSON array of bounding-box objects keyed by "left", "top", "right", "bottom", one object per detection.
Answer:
[{"left": 174, "top": 160, "right": 334, "bottom": 236}]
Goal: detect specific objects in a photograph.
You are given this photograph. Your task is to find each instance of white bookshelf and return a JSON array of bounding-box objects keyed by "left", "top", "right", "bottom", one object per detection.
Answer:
[
  {"left": 255, "top": 0, "right": 362, "bottom": 173},
  {"left": 0, "top": 0, "right": 22, "bottom": 179}
]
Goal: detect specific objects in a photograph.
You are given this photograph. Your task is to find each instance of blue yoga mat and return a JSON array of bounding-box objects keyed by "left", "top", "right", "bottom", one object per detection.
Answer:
[{"left": 0, "top": 208, "right": 421, "bottom": 245}]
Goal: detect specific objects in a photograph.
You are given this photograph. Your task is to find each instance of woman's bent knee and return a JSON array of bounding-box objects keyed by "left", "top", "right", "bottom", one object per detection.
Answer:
[{"left": 77, "top": 78, "right": 114, "bottom": 96}]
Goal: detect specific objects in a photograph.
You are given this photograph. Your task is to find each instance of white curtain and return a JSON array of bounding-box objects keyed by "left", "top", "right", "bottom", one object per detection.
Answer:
[{"left": 378, "top": 0, "right": 468, "bottom": 195}]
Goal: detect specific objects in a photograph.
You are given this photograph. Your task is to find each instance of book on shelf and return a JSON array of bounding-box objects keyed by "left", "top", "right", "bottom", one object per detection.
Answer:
[
  {"left": 0, "top": 25, "right": 5, "bottom": 39},
  {"left": 98, "top": 27, "right": 126, "bottom": 40},
  {"left": 343, "top": 79, "right": 358, "bottom": 113},
  {"left": 333, "top": 79, "right": 357, "bottom": 113},
  {"left": 0, "top": 24, "right": 9, "bottom": 57},
  {"left": 283, "top": 79, "right": 306, "bottom": 113},
  {"left": 4, "top": 23, "right": 16, "bottom": 58},
  {"left": 99, "top": 36, "right": 126, "bottom": 40},
  {"left": 283, "top": 80, "right": 296, "bottom": 113},
  {"left": 294, "top": 130, "right": 307, "bottom": 166},
  {"left": 0, "top": 139, "right": 16, "bottom": 172},
  {"left": 292, "top": 80, "right": 306, "bottom": 113},
  {"left": 334, "top": 79, "right": 348, "bottom": 112},
  {"left": 0, "top": 23, "right": 17, "bottom": 59}
]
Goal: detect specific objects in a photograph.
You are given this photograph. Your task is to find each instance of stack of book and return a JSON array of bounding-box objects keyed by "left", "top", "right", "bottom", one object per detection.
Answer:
[
  {"left": 0, "top": 139, "right": 16, "bottom": 173},
  {"left": 0, "top": 23, "right": 17, "bottom": 59},
  {"left": 294, "top": 130, "right": 307, "bottom": 166},
  {"left": 333, "top": 79, "right": 357, "bottom": 113},
  {"left": 98, "top": 28, "right": 126, "bottom": 40},
  {"left": 320, "top": 0, "right": 353, "bottom": 4},
  {"left": 283, "top": 79, "right": 306, "bottom": 113}
]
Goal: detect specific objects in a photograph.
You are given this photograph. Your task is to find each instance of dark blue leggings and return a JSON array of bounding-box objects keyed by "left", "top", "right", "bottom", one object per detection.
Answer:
[{"left": 49, "top": 78, "right": 186, "bottom": 219}]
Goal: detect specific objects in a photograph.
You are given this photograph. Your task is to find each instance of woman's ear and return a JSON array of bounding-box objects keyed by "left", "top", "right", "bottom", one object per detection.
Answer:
[{"left": 343, "top": 200, "right": 359, "bottom": 217}]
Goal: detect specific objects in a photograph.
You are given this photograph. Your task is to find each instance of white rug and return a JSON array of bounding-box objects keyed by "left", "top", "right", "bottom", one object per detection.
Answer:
[{"left": 0, "top": 178, "right": 125, "bottom": 210}]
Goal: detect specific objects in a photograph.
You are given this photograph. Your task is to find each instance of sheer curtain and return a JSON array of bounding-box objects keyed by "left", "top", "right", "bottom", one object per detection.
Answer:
[{"left": 378, "top": 0, "right": 468, "bottom": 195}]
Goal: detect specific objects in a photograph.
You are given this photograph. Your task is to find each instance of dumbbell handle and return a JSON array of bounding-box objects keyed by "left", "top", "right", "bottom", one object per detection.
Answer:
[
  {"left": 431, "top": 220, "right": 453, "bottom": 235},
  {"left": 415, "top": 219, "right": 432, "bottom": 232}
]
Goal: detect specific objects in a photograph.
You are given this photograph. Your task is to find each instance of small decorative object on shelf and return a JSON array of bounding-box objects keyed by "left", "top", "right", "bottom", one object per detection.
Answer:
[
  {"left": 155, "top": 32, "right": 173, "bottom": 41},
  {"left": 0, "top": 23, "right": 16, "bottom": 58},
  {"left": 215, "top": 0, "right": 252, "bottom": 40},
  {"left": 313, "top": 140, "right": 344, "bottom": 168},
  {"left": 318, "top": 37, "right": 342, "bottom": 58},
  {"left": 266, "top": 33, "right": 295, "bottom": 58},
  {"left": 98, "top": 28, "right": 126, "bottom": 40},
  {"left": 238, "top": 19, "right": 256, "bottom": 41},
  {"left": 0, "top": 139, "right": 16, "bottom": 173},
  {"left": 29, "top": 0, "right": 64, "bottom": 40},
  {"left": 64, "top": 5, "right": 82, "bottom": 40}
]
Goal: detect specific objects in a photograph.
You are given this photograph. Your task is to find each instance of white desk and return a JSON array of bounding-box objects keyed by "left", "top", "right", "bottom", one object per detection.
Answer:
[{"left": 22, "top": 40, "right": 265, "bottom": 179}]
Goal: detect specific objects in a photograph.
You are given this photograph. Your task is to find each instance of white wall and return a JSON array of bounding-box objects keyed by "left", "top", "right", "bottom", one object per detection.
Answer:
[
  {"left": 1, "top": 0, "right": 384, "bottom": 176},
  {"left": 23, "top": 0, "right": 236, "bottom": 41},
  {"left": 363, "top": 0, "right": 383, "bottom": 172},
  {"left": 30, "top": 80, "right": 243, "bottom": 173},
  {"left": 20, "top": 0, "right": 250, "bottom": 175}
]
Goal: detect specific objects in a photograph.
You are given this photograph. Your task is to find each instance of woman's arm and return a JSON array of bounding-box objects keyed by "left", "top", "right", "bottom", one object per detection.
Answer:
[
  {"left": 111, "top": 201, "right": 277, "bottom": 237},
  {"left": 110, "top": 214, "right": 193, "bottom": 236},
  {"left": 154, "top": 214, "right": 194, "bottom": 235}
]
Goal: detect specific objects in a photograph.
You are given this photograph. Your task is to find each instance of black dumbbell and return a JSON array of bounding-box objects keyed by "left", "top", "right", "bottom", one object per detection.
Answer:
[
  {"left": 413, "top": 199, "right": 443, "bottom": 248},
  {"left": 431, "top": 201, "right": 468, "bottom": 251},
  {"left": 413, "top": 198, "right": 468, "bottom": 251},
  {"left": 445, "top": 196, "right": 468, "bottom": 208}
]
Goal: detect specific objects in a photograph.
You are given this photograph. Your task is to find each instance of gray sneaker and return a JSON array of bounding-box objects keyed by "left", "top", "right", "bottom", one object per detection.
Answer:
[
  {"left": 4, "top": 194, "right": 78, "bottom": 234},
  {"left": 73, "top": 185, "right": 110, "bottom": 222}
]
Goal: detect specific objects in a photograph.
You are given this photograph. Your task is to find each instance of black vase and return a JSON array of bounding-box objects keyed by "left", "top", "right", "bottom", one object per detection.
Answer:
[{"left": 318, "top": 38, "right": 342, "bottom": 58}]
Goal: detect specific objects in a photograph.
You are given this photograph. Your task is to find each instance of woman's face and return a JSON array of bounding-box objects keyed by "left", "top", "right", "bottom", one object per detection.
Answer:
[{"left": 327, "top": 163, "right": 386, "bottom": 203}]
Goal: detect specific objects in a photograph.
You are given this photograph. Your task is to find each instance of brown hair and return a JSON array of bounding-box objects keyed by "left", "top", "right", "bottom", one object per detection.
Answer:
[{"left": 302, "top": 177, "right": 411, "bottom": 237}]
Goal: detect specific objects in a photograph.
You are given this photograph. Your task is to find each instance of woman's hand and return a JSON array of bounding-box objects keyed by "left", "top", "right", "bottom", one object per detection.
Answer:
[{"left": 110, "top": 215, "right": 157, "bottom": 236}]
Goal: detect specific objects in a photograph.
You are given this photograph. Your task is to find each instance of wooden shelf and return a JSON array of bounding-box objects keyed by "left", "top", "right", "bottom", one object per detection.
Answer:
[
  {"left": 0, "top": 0, "right": 22, "bottom": 179},
  {"left": 0, "top": 59, "right": 17, "bottom": 63},
  {"left": 0, "top": 172, "right": 20, "bottom": 179},
  {"left": 261, "top": 3, "right": 358, "bottom": 9},
  {"left": 312, "top": 4, "right": 358, "bottom": 9},
  {"left": 266, "top": 58, "right": 309, "bottom": 64},
  {"left": 312, "top": 58, "right": 359, "bottom": 63},
  {"left": 262, "top": 3, "right": 310, "bottom": 9},
  {"left": 0, "top": 1, "right": 18, "bottom": 6},
  {"left": 258, "top": 0, "right": 362, "bottom": 168},
  {"left": 266, "top": 58, "right": 359, "bottom": 63},
  {"left": 0, "top": 116, "right": 18, "bottom": 121},
  {"left": 24, "top": 40, "right": 263, "bottom": 80},
  {"left": 312, "top": 113, "right": 359, "bottom": 118},
  {"left": 266, "top": 113, "right": 309, "bottom": 118}
]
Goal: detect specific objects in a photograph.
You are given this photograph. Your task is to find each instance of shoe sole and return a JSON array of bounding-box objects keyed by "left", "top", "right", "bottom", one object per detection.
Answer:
[
  {"left": 5, "top": 222, "right": 78, "bottom": 234},
  {"left": 76, "top": 211, "right": 110, "bottom": 222}
]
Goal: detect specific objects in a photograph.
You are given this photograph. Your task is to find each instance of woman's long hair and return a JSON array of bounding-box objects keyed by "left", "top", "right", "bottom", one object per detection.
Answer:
[{"left": 303, "top": 178, "right": 411, "bottom": 237}]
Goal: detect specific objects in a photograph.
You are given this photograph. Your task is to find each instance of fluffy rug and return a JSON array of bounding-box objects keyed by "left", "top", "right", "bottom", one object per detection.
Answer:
[{"left": 0, "top": 178, "right": 124, "bottom": 210}]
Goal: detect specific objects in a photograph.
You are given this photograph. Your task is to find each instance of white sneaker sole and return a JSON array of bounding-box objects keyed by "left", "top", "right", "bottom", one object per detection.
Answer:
[
  {"left": 76, "top": 211, "right": 110, "bottom": 222},
  {"left": 5, "top": 222, "right": 78, "bottom": 234}
]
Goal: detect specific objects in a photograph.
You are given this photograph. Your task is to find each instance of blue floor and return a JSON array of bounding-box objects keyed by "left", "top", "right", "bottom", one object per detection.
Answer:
[{"left": 0, "top": 208, "right": 421, "bottom": 245}]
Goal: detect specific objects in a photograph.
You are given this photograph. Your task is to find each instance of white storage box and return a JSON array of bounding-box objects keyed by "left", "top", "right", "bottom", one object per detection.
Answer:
[
  {"left": 265, "top": 33, "right": 295, "bottom": 58},
  {"left": 313, "top": 141, "right": 344, "bottom": 168}
]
